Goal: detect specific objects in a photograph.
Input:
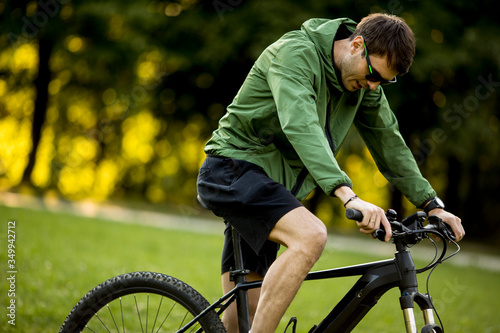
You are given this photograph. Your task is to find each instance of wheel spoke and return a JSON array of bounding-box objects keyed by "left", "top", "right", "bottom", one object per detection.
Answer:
[
  {"left": 156, "top": 301, "right": 176, "bottom": 333},
  {"left": 120, "top": 297, "right": 125, "bottom": 333},
  {"left": 107, "top": 303, "right": 120, "bottom": 332},
  {"left": 146, "top": 294, "right": 149, "bottom": 333},
  {"left": 151, "top": 295, "right": 163, "bottom": 333},
  {"left": 178, "top": 311, "right": 189, "bottom": 330},
  {"left": 134, "top": 294, "right": 145, "bottom": 333},
  {"left": 90, "top": 312, "right": 112, "bottom": 333},
  {"left": 84, "top": 325, "right": 97, "bottom": 333}
]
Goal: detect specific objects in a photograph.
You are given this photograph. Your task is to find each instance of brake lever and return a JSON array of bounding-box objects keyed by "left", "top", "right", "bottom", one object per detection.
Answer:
[{"left": 427, "top": 215, "right": 456, "bottom": 241}]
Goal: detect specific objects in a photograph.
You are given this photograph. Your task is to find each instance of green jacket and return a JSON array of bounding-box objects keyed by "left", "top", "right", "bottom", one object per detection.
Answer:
[{"left": 205, "top": 18, "right": 436, "bottom": 206}]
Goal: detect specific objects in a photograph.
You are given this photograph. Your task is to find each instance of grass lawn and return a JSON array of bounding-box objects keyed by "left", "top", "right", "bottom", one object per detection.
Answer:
[{"left": 1, "top": 204, "right": 499, "bottom": 332}]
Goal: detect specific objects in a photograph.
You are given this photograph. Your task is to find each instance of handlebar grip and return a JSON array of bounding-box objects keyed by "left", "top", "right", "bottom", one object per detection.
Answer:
[
  {"left": 345, "top": 208, "right": 363, "bottom": 222},
  {"left": 346, "top": 208, "right": 388, "bottom": 242}
]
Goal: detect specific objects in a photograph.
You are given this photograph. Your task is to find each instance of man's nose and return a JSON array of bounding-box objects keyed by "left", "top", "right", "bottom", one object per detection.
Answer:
[{"left": 367, "top": 80, "right": 380, "bottom": 91}]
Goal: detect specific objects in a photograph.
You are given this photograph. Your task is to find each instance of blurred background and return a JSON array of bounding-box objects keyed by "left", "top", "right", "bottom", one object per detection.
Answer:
[{"left": 0, "top": 0, "right": 499, "bottom": 243}]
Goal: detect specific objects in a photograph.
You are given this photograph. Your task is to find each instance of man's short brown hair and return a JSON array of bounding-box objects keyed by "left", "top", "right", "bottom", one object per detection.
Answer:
[{"left": 350, "top": 13, "right": 416, "bottom": 75}]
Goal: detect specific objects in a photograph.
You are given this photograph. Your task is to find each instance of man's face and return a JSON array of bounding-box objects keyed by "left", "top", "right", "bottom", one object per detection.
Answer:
[{"left": 339, "top": 39, "right": 399, "bottom": 92}]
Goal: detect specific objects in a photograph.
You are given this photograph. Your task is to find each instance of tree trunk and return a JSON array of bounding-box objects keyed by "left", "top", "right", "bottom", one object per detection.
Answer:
[
  {"left": 389, "top": 185, "right": 404, "bottom": 218},
  {"left": 22, "top": 35, "right": 53, "bottom": 185},
  {"left": 444, "top": 155, "right": 461, "bottom": 216}
]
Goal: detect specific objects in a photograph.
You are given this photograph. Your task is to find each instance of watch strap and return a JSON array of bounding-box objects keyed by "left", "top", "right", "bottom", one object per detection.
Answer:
[{"left": 424, "top": 198, "right": 444, "bottom": 214}]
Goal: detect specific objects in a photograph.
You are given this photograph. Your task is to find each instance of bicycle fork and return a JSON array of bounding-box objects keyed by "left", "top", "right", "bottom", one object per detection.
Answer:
[
  {"left": 397, "top": 249, "right": 442, "bottom": 333},
  {"left": 400, "top": 291, "right": 441, "bottom": 333}
]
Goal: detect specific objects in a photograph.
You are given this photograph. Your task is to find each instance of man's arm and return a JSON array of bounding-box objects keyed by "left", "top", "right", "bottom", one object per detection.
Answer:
[
  {"left": 354, "top": 88, "right": 437, "bottom": 208},
  {"left": 354, "top": 89, "right": 464, "bottom": 241}
]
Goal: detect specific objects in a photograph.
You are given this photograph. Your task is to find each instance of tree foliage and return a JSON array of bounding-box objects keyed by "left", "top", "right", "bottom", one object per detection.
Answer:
[{"left": 0, "top": 0, "right": 498, "bottom": 241}]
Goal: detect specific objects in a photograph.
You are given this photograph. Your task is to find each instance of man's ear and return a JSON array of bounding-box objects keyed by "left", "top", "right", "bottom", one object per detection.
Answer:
[{"left": 350, "top": 36, "right": 364, "bottom": 56}]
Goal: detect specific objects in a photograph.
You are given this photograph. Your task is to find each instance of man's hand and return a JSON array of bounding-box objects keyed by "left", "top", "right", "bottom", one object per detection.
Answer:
[
  {"left": 428, "top": 208, "right": 465, "bottom": 242},
  {"left": 334, "top": 186, "right": 392, "bottom": 242},
  {"left": 345, "top": 197, "right": 392, "bottom": 242}
]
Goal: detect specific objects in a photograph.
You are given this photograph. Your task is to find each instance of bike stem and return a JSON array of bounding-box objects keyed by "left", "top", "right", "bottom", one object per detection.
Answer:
[{"left": 395, "top": 241, "right": 439, "bottom": 333}]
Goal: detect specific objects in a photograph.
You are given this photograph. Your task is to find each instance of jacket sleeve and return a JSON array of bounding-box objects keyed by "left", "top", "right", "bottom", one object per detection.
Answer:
[
  {"left": 266, "top": 41, "right": 352, "bottom": 196},
  {"left": 354, "top": 88, "right": 436, "bottom": 207}
]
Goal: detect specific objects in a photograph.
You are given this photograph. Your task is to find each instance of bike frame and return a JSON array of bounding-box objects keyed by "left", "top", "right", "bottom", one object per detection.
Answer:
[
  {"left": 179, "top": 228, "right": 439, "bottom": 333},
  {"left": 304, "top": 241, "right": 437, "bottom": 333}
]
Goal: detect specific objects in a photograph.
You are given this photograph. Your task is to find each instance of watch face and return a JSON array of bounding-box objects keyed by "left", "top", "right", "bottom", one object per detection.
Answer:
[{"left": 435, "top": 197, "right": 445, "bottom": 208}]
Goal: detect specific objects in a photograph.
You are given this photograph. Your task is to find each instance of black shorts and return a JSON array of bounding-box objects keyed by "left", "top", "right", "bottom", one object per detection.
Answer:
[{"left": 197, "top": 155, "right": 303, "bottom": 276}]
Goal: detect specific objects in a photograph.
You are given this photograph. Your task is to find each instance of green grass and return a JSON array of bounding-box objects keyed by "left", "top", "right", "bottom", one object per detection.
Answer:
[{"left": 1, "top": 205, "right": 499, "bottom": 332}]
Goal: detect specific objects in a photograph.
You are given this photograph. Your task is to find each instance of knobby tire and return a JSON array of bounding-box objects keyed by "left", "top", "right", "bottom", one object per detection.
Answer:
[{"left": 60, "top": 271, "right": 226, "bottom": 333}]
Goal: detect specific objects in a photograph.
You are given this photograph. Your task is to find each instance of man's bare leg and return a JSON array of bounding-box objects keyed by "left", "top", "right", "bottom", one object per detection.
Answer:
[
  {"left": 251, "top": 207, "right": 327, "bottom": 332},
  {"left": 221, "top": 271, "right": 263, "bottom": 333}
]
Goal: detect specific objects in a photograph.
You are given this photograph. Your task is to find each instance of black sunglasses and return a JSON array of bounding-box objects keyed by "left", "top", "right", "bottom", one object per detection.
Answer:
[{"left": 362, "top": 36, "right": 397, "bottom": 85}]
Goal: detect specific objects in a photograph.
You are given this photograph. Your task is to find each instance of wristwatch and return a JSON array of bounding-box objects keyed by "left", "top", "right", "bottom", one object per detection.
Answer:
[{"left": 424, "top": 197, "right": 445, "bottom": 214}]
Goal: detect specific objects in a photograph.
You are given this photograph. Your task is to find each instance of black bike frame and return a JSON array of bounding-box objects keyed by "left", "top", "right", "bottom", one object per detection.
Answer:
[
  {"left": 180, "top": 238, "right": 437, "bottom": 333},
  {"left": 186, "top": 200, "right": 445, "bottom": 332},
  {"left": 304, "top": 241, "right": 436, "bottom": 333}
]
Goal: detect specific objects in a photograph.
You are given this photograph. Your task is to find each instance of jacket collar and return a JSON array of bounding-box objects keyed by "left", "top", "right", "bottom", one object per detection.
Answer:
[{"left": 301, "top": 18, "right": 357, "bottom": 93}]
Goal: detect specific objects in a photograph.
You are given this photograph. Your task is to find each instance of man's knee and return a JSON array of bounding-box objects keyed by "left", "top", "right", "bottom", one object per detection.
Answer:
[
  {"left": 270, "top": 207, "right": 327, "bottom": 262},
  {"left": 300, "top": 222, "right": 327, "bottom": 261}
]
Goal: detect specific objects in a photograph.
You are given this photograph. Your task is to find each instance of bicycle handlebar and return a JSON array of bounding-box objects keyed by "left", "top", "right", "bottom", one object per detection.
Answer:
[
  {"left": 345, "top": 208, "right": 456, "bottom": 243},
  {"left": 345, "top": 208, "right": 364, "bottom": 221}
]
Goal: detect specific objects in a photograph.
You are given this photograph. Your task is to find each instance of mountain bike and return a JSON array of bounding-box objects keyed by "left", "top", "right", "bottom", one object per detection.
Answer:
[{"left": 60, "top": 207, "right": 459, "bottom": 333}]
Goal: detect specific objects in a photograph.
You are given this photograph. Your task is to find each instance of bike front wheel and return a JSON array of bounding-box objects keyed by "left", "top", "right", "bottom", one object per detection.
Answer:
[{"left": 60, "top": 271, "right": 226, "bottom": 333}]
